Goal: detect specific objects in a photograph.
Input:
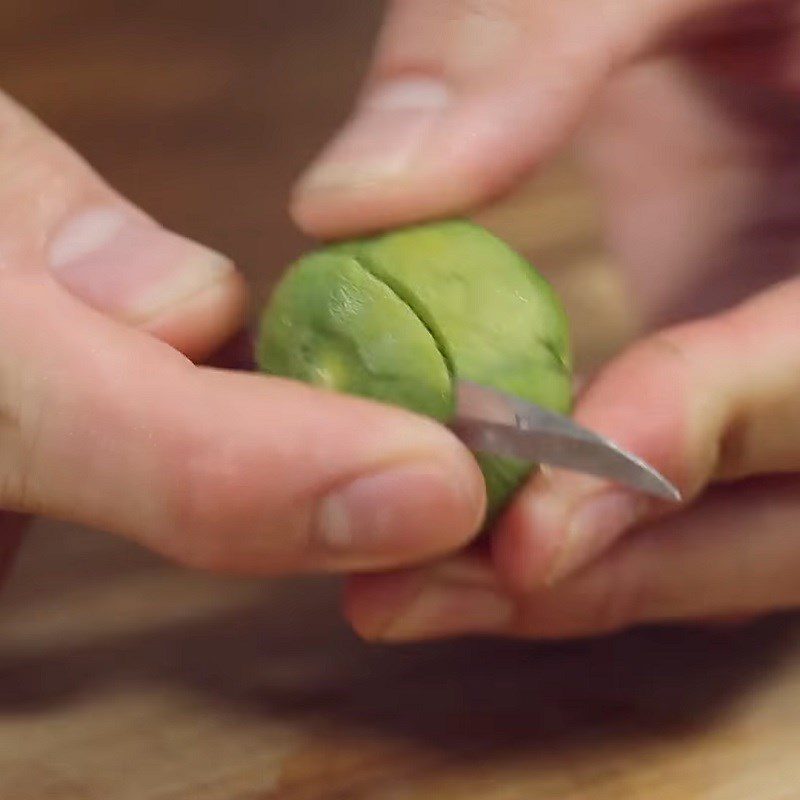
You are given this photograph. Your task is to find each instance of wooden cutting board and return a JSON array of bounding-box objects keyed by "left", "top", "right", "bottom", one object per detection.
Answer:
[
  {"left": 1, "top": 3, "right": 799, "bottom": 798},
  {"left": 3, "top": 527, "right": 800, "bottom": 800}
]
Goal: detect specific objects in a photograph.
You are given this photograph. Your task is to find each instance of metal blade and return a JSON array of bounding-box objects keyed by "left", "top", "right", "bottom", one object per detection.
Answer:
[{"left": 452, "top": 381, "right": 681, "bottom": 502}]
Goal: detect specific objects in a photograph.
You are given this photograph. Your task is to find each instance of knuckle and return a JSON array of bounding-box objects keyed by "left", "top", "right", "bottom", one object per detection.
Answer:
[
  {"left": 514, "top": 562, "right": 648, "bottom": 639},
  {"left": 157, "top": 436, "right": 305, "bottom": 574},
  {"left": 598, "top": 328, "right": 700, "bottom": 402},
  {"left": 158, "top": 441, "right": 261, "bottom": 572},
  {"left": 633, "top": 313, "right": 740, "bottom": 384},
  {"left": 631, "top": 330, "right": 698, "bottom": 376}
]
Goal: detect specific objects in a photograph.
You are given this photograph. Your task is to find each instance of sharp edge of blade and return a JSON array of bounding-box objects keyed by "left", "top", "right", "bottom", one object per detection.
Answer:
[
  {"left": 453, "top": 418, "right": 682, "bottom": 502},
  {"left": 455, "top": 383, "right": 682, "bottom": 501}
]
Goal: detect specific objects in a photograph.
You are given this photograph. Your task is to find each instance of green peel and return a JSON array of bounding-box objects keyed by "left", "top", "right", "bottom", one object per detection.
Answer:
[{"left": 258, "top": 220, "right": 572, "bottom": 518}]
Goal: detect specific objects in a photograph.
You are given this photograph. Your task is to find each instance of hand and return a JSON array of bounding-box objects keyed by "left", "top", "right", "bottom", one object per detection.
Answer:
[
  {"left": 0, "top": 91, "right": 485, "bottom": 583},
  {"left": 291, "top": 0, "right": 800, "bottom": 639}
]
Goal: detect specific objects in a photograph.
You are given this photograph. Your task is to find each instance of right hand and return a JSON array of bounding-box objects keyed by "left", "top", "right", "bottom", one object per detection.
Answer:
[
  {"left": 0, "top": 91, "right": 485, "bottom": 582},
  {"left": 290, "top": 0, "right": 800, "bottom": 641}
]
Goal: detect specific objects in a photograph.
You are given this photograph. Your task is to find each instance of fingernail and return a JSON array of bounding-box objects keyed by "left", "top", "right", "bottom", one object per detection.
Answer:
[
  {"left": 382, "top": 583, "right": 513, "bottom": 641},
  {"left": 49, "top": 207, "right": 234, "bottom": 322},
  {"left": 549, "top": 492, "right": 646, "bottom": 584},
  {"left": 296, "top": 77, "right": 450, "bottom": 192},
  {"left": 316, "top": 459, "right": 482, "bottom": 564}
]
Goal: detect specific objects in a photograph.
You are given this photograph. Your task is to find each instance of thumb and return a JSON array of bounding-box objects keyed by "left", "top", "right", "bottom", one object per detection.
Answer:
[
  {"left": 292, "top": 0, "right": 742, "bottom": 238},
  {"left": 0, "top": 277, "right": 485, "bottom": 575}
]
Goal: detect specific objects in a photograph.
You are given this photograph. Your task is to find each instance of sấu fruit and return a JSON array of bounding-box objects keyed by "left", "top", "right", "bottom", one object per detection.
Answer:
[{"left": 257, "top": 220, "right": 572, "bottom": 517}]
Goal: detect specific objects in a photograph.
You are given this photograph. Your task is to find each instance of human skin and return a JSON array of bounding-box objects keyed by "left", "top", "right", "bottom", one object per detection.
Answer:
[
  {"left": 290, "top": 0, "right": 800, "bottom": 640},
  {"left": 0, "top": 93, "right": 485, "bottom": 580}
]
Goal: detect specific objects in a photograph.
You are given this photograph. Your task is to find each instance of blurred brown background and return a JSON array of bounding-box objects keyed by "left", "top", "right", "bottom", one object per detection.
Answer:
[{"left": 0, "top": 3, "right": 799, "bottom": 799}]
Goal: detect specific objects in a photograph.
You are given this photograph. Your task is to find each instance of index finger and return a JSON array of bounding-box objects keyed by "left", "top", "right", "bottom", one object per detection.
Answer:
[{"left": 492, "top": 276, "right": 800, "bottom": 592}]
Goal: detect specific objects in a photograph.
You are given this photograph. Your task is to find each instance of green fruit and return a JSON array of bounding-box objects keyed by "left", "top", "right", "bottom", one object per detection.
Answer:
[{"left": 257, "top": 220, "right": 572, "bottom": 517}]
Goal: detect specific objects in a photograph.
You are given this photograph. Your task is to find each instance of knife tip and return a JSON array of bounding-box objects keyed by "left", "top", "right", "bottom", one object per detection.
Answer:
[{"left": 649, "top": 477, "right": 683, "bottom": 503}]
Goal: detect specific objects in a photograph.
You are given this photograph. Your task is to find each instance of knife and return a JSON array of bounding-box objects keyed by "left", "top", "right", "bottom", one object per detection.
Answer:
[{"left": 451, "top": 381, "right": 681, "bottom": 502}]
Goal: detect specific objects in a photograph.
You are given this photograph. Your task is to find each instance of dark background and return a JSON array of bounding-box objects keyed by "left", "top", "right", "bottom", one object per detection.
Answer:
[{"left": 1, "top": 2, "right": 384, "bottom": 303}]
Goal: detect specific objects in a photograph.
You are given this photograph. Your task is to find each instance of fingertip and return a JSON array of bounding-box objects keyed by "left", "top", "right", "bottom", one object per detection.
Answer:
[
  {"left": 289, "top": 76, "right": 458, "bottom": 238},
  {"left": 289, "top": 87, "right": 543, "bottom": 240},
  {"left": 289, "top": 154, "right": 490, "bottom": 241},
  {"left": 312, "top": 449, "right": 486, "bottom": 573},
  {"left": 141, "top": 268, "right": 248, "bottom": 362},
  {"left": 344, "top": 562, "right": 512, "bottom": 643},
  {"left": 491, "top": 478, "right": 573, "bottom": 593},
  {"left": 343, "top": 571, "right": 425, "bottom": 641},
  {"left": 344, "top": 556, "right": 496, "bottom": 640}
]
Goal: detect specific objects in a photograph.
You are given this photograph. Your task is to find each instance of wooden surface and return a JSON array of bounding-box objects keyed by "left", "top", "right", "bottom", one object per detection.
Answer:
[{"left": 1, "top": 3, "right": 800, "bottom": 798}]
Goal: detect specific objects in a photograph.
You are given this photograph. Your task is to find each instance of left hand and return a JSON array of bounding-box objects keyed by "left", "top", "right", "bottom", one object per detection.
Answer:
[
  {"left": 291, "top": 0, "right": 800, "bottom": 640},
  {"left": 0, "top": 90, "right": 483, "bottom": 588}
]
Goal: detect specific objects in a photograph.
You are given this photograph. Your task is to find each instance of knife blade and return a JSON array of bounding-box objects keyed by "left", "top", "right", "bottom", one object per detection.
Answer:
[{"left": 451, "top": 381, "right": 681, "bottom": 502}]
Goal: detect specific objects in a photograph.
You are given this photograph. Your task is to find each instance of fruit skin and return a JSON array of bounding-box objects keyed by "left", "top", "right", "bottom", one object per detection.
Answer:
[
  {"left": 258, "top": 220, "right": 572, "bottom": 518},
  {"left": 257, "top": 250, "right": 453, "bottom": 421}
]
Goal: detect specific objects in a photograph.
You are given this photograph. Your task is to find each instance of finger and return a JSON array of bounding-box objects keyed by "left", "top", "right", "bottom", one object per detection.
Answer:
[
  {"left": 0, "top": 278, "right": 485, "bottom": 574},
  {"left": 0, "top": 91, "right": 245, "bottom": 361},
  {"left": 492, "top": 275, "right": 800, "bottom": 592},
  {"left": 344, "top": 553, "right": 506, "bottom": 641},
  {"left": 292, "top": 0, "right": 743, "bottom": 238},
  {"left": 0, "top": 329, "right": 252, "bottom": 591},
  {"left": 345, "top": 476, "right": 800, "bottom": 641}
]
